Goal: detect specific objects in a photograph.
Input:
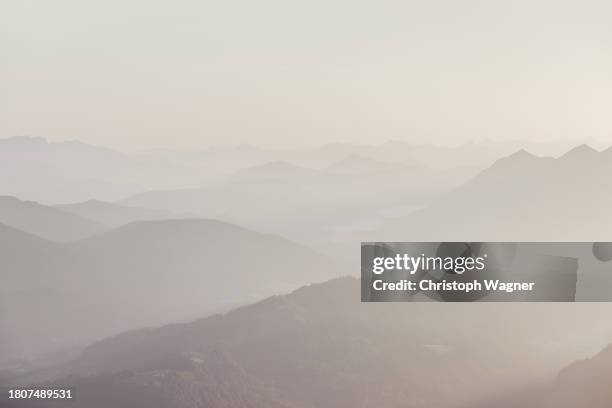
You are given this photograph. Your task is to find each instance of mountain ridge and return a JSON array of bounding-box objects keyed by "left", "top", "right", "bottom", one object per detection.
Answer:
[
  {"left": 56, "top": 199, "right": 191, "bottom": 228},
  {"left": 0, "top": 196, "right": 104, "bottom": 242},
  {"left": 6, "top": 277, "right": 612, "bottom": 408},
  {"left": 375, "top": 145, "right": 612, "bottom": 241},
  {"left": 1, "top": 218, "right": 345, "bottom": 362}
]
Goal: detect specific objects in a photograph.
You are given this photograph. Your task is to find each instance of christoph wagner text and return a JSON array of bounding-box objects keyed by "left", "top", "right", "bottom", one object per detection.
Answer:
[{"left": 372, "top": 280, "right": 535, "bottom": 293}]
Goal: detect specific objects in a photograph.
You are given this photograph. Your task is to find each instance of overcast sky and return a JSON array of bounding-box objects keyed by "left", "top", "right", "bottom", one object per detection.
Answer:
[{"left": 2, "top": 0, "right": 612, "bottom": 150}]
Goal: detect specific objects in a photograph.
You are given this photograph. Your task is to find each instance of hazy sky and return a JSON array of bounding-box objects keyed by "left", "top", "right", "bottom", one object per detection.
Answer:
[{"left": 2, "top": 0, "right": 612, "bottom": 150}]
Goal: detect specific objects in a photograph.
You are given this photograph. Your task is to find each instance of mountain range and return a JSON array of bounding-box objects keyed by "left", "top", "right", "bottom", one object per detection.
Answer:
[
  {"left": 121, "top": 155, "right": 477, "bottom": 248},
  {"left": 55, "top": 200, "right": 191, "bottom": 229},
  {"left": 373, "top": 144, "right": 612, "bottom": 241},
  {"left": 3, "top": 277, "right": 612, "bottom": 408},
  {"left": 3, "top": 135, "right": 601, "bottom": 206},
  {"left": 0, "top": 136, "right": 199, "bottom": 204},
  {"left": 470, "top": 339, "right": 612, "bottom": 408},
  {"left": 0, "top": 218, "right": 344, "bottom": 362},
  {"left": 3, "top": 137, "right": 612, "bottom": 408},
  {"left": 0, "top": 196, "right": 103, "bottom": 242}
]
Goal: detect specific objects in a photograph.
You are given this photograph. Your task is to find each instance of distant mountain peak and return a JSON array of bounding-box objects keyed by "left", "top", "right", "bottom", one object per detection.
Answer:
[
  {"left": 489, "top": 149, "right": 539, "bottom": 168},
  {"left": 0, "top": 135, "right": 48, "bottom": 146},
  {"left": 560, "top": 144, "right": 599, "bottom": 159},
  {"left": 381, "top": 140, "right": 408, "bottom": 147},
  {"left": 256, "top": 160, "right": 300, "bottom": 169},
  {"left": 246, "top": 160, "right": 314, "bottom": 175},
  {"left": 81, "top": 199, "right": 106, "bottom": 205},
  {"left": 329, "top": 154, "right": 382, "bottom": 167},
  {"left": 230, "top": 160, "right": 316, "bottom": 181},
  {"left": 506, "top": 148, "right": 537, "bottom": 160},
  {"left": 0, "top": 195, "right": 103, "bottom": 242},
  {"left": 338, "top": 153, "right": 370, "bottom": 161},
  {"left": 326, "top": 154, "right": 406, "bottom": 175},
  {"left": 0, "top": 195, "right": 27, "bottom": 203},
  {"left": 62, "top": 199, "right": 123, "bottom": 211}
]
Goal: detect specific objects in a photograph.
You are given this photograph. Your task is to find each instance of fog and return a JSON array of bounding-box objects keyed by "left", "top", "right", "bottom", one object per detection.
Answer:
[
  {"left": 1, "top": 135, "right": 612, "bottom": 407},
  {"left": 3, "top": 1, "right": 612, "bottom": 406},
  {"left": 3, "top": 0, "right": 612, "bottom": 150}
]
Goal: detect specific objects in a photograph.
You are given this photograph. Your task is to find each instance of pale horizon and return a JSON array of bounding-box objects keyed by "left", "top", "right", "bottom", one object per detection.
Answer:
[
  {"left": 3, "top": 0, "right": 612, "bottom": 151},
  {"left": 1, "top": 133, "right": 610, "bottom": 154}
]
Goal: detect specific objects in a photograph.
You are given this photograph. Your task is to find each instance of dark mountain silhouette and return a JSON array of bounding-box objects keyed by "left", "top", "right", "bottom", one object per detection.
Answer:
[
  {"left": 56, "top": 199, "right": 191, "bottom": 229},
  {"left": 0, "top": 223, "right": 66, "bottom": 360},
  {"left": 0, "top": 221, "right": 60, "bottom": 288},
  {"left": 0, "top": 196, "right": 104, "bottom": 242},
  {"left": 376, "top": 145, "right": 612, "bottom": 241},
  {"left": 0, "top": 219, "right": 344, "bottom": 362},
  {"left": 5, "top": 278, "right": 611, "bottom": 408}
]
